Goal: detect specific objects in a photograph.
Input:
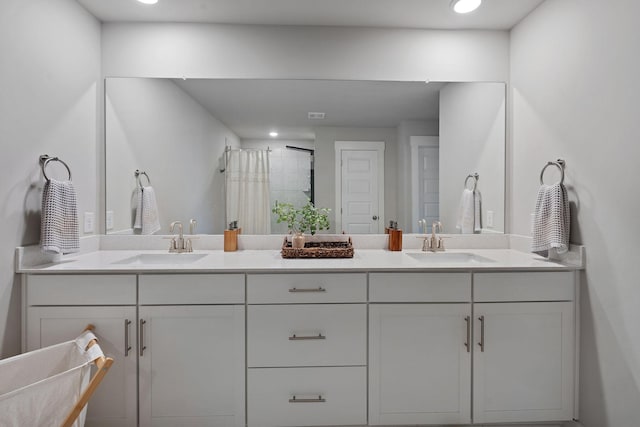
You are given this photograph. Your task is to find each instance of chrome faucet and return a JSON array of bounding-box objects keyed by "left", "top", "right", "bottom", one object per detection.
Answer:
[
  {"left": 421, "top": 221, "right": 445, "bottom": 252},
  {"left": 169, "top": 221, "right": 193, "bottom": 253}
]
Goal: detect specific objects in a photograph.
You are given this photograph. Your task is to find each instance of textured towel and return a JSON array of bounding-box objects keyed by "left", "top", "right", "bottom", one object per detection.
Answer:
[
  {"left": 473, "top": 190, "right": 482, "bottom": 233},
  {"left": 40, "top": 179, "right": 79, "bottom": 254},
  {"left": 136, "top": 186, "right": 161, "bottom": 235},
  {"left": 133, "top": 187, "right": 143, "bottom": 230},
  {"left": 531, "top": 183, "right": 570, "bottom": 257},
  {"left": 456, "top": 189, "right": 475, "bottom": 234}
]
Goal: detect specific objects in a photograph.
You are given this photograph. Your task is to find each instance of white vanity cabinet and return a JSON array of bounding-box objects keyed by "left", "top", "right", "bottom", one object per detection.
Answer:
[
  {"left": 368, "top": 272, "right": 473, "bottom": 425},
  {"left": 137, "top": 274, "right": 245, "bottom": 427},
  {"left": 246, "top": 273, "right": 368, "bottom": 427},
  {"left": 25, "top": 275, "right": 138, "bottom": 427},
  {"left": 472, "top": 272, "right": 576, "bottom": 424}
]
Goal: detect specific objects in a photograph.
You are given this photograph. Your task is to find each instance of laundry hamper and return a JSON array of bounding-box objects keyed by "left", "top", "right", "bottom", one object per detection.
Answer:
[{"left": 0, "top": 325, "right": 113, "bottom": 427}]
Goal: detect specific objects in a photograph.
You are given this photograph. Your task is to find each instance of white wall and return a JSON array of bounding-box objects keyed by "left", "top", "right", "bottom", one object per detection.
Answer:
[
  {"left": 0, "top": 0, "right": 101, "bottom": 357},
  {"left": 102, "top": 23, "right": 509, "bottom": 82},
  {"left": 106, "top": 78, "right": 239, "bottom": 234},
  {"left": 439, "top": 82, "right": 505, "bottom": 233},
  {"left": 511, "top": 1, "right": 640, "bottom": 425}
]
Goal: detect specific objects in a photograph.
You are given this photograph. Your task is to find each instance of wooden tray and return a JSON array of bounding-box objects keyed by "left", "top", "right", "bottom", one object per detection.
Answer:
[{"left": 281, "top": 237, "right": 354, "bottom": 259}]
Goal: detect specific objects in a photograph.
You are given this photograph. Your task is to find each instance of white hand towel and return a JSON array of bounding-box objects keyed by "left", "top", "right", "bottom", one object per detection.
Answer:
[
  {"left": 531, "top": 183, "right": 570, "bottom": 257},
  {"left": 133, "top": 187, "right": 143, "bottom": 230},
  {"left": 140, "top": 186, "right": 161, "bottom": 235},
  {"left": 473, "top": 190, "right": 482, "bottom": 233},
  {"left": 456, "top": 189, "right": 475, "bottom": 234},
  {"left": 40, "top": 179, "right": 80, "bottom": 254}
]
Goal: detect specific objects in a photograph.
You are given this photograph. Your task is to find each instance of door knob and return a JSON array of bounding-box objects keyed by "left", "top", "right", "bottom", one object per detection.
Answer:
[{"left": 372, "top": 215, "right": 378, "bottom": 220}]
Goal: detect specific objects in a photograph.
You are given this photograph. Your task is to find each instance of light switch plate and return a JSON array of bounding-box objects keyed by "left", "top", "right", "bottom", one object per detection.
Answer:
[
  {"left": 106, "top": 211, "right": 114, "bottom": 230},
  {"left": 486, "top": 210, "right": 494, "bottom": 228},
  {"left": 84, "top": 212, "right": 95, "bottom": 233}
]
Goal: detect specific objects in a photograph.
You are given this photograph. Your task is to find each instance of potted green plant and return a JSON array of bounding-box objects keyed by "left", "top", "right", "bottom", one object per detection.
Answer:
[{"left": 272, "top": 200, "right": 331, "bottom": 248}]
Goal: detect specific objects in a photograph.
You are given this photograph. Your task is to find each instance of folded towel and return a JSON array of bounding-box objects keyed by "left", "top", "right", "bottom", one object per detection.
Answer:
[
  {"left": 40, "top": 179, "right": 79, "bottom": 254},
  {"left": 531, "top": 183, "right": 570, "bottom": 257},
  {"left": 133, "top": 187, "right": 143, "bottom": 230},
  {"left": 456, "top": 189, "right": 475, "bottom": 234},
  {"left": 140, "top": 186, "right": 161, "bottom": 235},
  {"left": 473, "top": 190, "right": 482, "bottom": 233}
]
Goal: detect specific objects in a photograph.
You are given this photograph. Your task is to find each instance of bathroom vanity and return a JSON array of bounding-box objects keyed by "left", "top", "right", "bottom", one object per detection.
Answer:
[{"left": 18, "top": 246, "right": 581, "bottom": 427}]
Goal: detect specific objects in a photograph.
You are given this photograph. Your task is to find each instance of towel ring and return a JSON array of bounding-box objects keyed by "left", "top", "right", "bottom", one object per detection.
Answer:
[
  {"left": 135, "top": 170, "right": 151, "bottom": 188},
  {"left": 39, "top": 155, "right": 72, "bottom": 181},
  {"left": 539, "top": 160, "right": 565, "bottom": 185},
  {"left": 464, "top": 173, "right": 479, "bottom": 191}
]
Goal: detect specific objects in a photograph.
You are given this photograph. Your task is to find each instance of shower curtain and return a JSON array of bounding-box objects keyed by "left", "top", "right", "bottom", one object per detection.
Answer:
[{"left": 225, "top": 150, "right": 271, "bottom": 234}]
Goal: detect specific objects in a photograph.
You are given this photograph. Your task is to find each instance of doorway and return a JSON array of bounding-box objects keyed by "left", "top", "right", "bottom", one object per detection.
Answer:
[
  {"left": 335, "top": 141, "right": 385, "bottom": 234},
  {"left": 410, "top": 136, "right": 440, "bottom": 233}
]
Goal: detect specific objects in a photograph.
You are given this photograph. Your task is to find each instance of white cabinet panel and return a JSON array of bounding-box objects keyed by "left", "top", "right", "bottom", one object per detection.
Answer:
[
  {"left": 248, "top": 304, "right": 366, "bottom": 367},
  {"left": 474, "top": 271, "right": 574, "bottom": 302},
  {"left": 369, "top": 304, "right": 472, "bottom": 425},
  {"left": 138, "top": 305, "right": 245, "bottom": 427},
  {"left": 248, "top": 366, "right": 367, "bottom": 427},
  {"left": 473, "top": 302, "right": 575, "bottom": 423},
  {"left": 247, "top": 273, "right": 366, "bottom": 303},
  {"left": 369, "top": 272, "right": 471, "bottom": 302},
  {"left": 27, "top": 306, "right": 137, "bottom": 427},
  {"left": 27, "top": 275, "right": 136, "bottom": 305},
  {"left": 139, "top": 274, "right": 244, "bottom": 304}
]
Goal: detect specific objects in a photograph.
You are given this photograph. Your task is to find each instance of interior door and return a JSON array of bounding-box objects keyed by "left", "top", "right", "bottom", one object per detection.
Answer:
[
  {"left": 417, "top": 145, "right": 440, "bottom": 231},
  {"left": 340, "top": 149, "right": 380, "bottom": 233}
]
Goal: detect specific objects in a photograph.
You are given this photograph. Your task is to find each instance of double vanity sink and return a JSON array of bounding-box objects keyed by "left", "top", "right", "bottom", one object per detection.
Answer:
[{"left": 17, "top": 238, "right": 582, "bottom": 427}]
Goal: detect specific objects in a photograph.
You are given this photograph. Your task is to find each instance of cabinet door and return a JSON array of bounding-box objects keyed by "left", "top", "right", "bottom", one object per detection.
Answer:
[
  {"left": 473, "top": 302, "right": 575, "bottom": 423},
  {"left": 369, "top": 304, "right": 472, "bottom": 425},
  {"left": 138, "top": 305, "right": 245, "bottom": 427},
  {"left": 27, "top": 306, "right": 137, "bottom": 427}
]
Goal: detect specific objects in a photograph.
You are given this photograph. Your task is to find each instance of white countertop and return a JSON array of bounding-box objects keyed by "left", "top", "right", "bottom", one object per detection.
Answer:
[{"left": 16, "top": 248, "right": 580, "bottom": 274}]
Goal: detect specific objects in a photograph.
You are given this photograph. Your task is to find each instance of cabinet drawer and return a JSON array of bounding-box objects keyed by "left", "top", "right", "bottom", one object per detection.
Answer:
[
  {"left": 248, "top": 304, "right": 366, "bottom": 367},
  {"left": 27, "top": 275, "right": 136, "bottom": 305},
  {"left": 248, "top": 366, "right": 366, "bottom": 427},
  {"left": 370, "top": 272, "right": 471, "bottom": 302},
  {"left": 474, "top": 272, "right": 575, "bottom": 302},
  {"left": 139, "top": 274, "right": 244, "bottom": 304},
  {"left": 247, "top": 273, "right": 366, "bottom": 303}
]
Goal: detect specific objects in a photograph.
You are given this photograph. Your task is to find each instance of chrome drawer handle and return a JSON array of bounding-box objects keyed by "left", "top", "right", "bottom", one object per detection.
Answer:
[
  {"left": 288, "top": 286, "right": 326, "bottom": 293},
  {"left": 289, "top": 395, "right": 326, "bottom": 403},
  {"left": 124, "top": 319, "right": 132, "bottom": 357},
  {"left": 139, "top": 319, "right": 147, "bottom": 357},
  {"left": 478, "top": 315, "right": 485, "bottom": 352},
  {"left": 289, "top": 333, "right": 326, "bottom": 341},
  {"left": 464, "top": 316, "right": 470, "bottom": 353}
]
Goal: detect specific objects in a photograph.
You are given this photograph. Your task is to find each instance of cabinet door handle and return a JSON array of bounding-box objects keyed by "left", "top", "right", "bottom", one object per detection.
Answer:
[
  {"left": 464, "top": 316, "right": 470, "bottom": 353},
  {"left": 124, "top": 319, "right": 132, "bottom": 357},
  {"left": 289, "top": 395, "right": 326, "bottom": 403},
  {"left": 139, "top": 319, "right": 147, "bottom": 357},
  {"left": 478, "top": 315, "right": 485, "bottom": 352},
  {"left": 289, "top": 333, "right": 326, "bottom": 341},
  {"left": 288, "top": 286, "right": 326, "bottom": 293}
]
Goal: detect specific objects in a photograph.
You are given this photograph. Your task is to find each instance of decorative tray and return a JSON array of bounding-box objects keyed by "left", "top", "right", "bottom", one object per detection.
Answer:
[{"left": 280, "top": 237, "right": 354, "bottom": 259}]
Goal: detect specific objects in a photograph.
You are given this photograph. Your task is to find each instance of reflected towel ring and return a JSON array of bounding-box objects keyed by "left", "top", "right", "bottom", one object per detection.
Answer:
[
  {"left": 39, "top": 155, "right": 72, "bottom": 181},
  {"left": 539, "top": 160, "right": 565, "bottom": 185},
  {"left": 464, "top": 173, "right": 479, "bottom": 191},
  {"left": 135, "top": 170, "right": 151, "bottom": 188}
]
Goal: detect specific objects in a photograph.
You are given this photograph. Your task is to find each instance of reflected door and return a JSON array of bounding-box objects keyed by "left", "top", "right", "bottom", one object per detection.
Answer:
[{"left": 341, "top": 150, "right": 380, "bottom": 233}]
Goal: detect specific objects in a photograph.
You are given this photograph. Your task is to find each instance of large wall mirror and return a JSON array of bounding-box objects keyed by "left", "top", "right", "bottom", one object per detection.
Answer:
[{"left": 105, "top": 78, "right": 505, "bottom": 235}]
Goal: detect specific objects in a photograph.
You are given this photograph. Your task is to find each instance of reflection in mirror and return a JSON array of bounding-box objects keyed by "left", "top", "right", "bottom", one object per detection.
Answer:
[{"left": 105, "top": 78, "right": 504, "bottom": 235}]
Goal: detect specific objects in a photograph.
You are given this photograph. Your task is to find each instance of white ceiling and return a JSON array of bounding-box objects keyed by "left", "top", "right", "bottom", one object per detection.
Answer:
[
  {"left": 171, "top": 79, "right": 445, "bottom": 140},
  {"left": 77, "top": 0, "right": 544, "bottom": 30}
]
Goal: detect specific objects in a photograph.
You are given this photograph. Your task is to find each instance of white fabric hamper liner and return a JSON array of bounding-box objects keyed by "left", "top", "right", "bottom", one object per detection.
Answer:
[{"left": 0, "top": 329, "right": 112, "bottom": 427}]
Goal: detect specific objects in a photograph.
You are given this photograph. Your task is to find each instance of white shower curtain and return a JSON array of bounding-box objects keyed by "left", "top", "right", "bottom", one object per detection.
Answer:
[{"left": 225, "top": 150, "right": 271, "bottom": 234}]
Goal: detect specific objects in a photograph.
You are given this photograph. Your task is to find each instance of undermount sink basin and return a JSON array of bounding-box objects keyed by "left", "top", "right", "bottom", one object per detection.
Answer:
[
  {"left": 405, "top": 252, "right": 495, "bottom": 264},
  {"left": 112, "top": 253, "right": 208, "bottom": 265}
]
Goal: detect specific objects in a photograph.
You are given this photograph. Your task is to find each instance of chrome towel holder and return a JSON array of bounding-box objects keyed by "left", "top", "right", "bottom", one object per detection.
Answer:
[
  {"left": 540, "top": 159, "right": 565, "bottom": 185},
  {"left": 464, "top": 173, "right": 479, "bottom": 191},
  {"left": 39, "top": 154, "right": 72, "bottom": 181},
  {"left": 135, "top": 169, "right": 151, "bottom": 188}
]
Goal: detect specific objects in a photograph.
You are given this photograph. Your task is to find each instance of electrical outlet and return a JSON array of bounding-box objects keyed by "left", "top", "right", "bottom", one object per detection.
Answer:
[
  {"left": 106, "top": 211, "right": 114, "bottom": 231},
  {"left": 84, "top": 212, "right": 95, "bottom": 234},
  {"left": 486, "top": 210, "right": 494, "bottom": 228}
]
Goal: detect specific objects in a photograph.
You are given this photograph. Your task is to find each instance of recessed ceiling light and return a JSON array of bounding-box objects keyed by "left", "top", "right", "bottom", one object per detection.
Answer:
[
  {"left": 269, "top": 131, "right": 278, "bottom": 137},
  {"left": 137, "top": 0, "right": 158, "bottom": 5},
  {"left": 451, "top": 0, "right": 481, "bottom": 14}
]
